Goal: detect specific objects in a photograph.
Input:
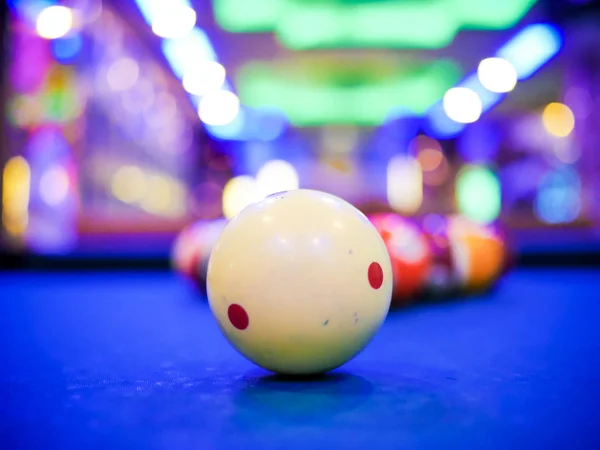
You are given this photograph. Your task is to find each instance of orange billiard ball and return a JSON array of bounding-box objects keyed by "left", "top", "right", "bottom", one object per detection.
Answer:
[{"left": 446, "top": 215, "right": 506, "bottom": 293}]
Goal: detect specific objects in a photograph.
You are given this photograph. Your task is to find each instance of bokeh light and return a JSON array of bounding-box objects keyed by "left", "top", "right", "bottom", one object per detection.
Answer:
[
  {"left": 106, "top": 58, "right": 140, "bottom": 91},
  {"left": 36, "top": 6, "right": 73, "bottom": 40},
  {"left": 161, "top": 28, "right": 217, "bottom": 79},
  {"left": 456, "top": 165, "right": 501, "bottom": 224},
  {"left": 386, "top": 155, "right": 423, "bottom": 214},
  {"left": 74, "top": 0, "right": 103, "bottom": 25},
  {"left": 39, "top": 165, "right": 70, "bottom": 207},
  {"left": 564, "top": 86, "right": 593, "bottom": 121},
  {"left": 251, "top": 107, "right": 288, "bottom": 142},
  {"left": 111, "top": 166, "right": 147, "bottom": 204},
  {"left": 122, "top": 79, "right": 156, "bottom": 113},
  {"left": 198, "top": 90, "right": 240, "bottom": 126},
  {"left": 496, "top": 23, "right": 562, "bottom": 81},
  {"left": 542, "top": 102, "right": 575, "bottom": 138},
  {"left": 182, "top": 61, "right": 226, "bottom": 96},
  {"left": 410, "top": 135, "right": 442, "bottom": 153},
  {"left": 443, "top": 87, "right": 482, "bottom": 124},
  {"left": 2, "top": 156, "right": 31, "bottom": 236},
  {"left": 151, "top": 5, "right": 196, "bottom": 39},
  {"left": 417, "top": 148, "right": 444, "bottom": 172},
  {"left": 425, "top": 102, "right": 466, "bottom": 138},
  {"left": 477, "top": 57, "right": 517, "bottom": 93},
  {"left": 554, "top": 140, "right": 581, "bottom": 164},
  {"left": 9, "top": 95, "right": 43, "bottom": 128},
  {"left": 222, "top": 175, "right": 261, "bottom": 219},
  {"left": 51, "top": 34, "right": 83, "bottom": 64},
  {"left": 205, "top": 109, "right": 246, "bottom": 141},
  {"left": 417, "top": 142, "right": 449, "bottom": 186},
  {"left": 535, "top": 167, "right": 582, "bottom": 224},
  {"left": 256, "top": 160, "right": 299, "bottom": 197},
  {"left": 140, "top": 175, "right": 179, "bottom": 216}
]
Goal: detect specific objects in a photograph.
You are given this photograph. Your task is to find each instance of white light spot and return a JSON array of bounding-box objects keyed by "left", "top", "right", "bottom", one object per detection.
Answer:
[
  {"left": 386, "top": 155, "right": 423, "bottom": 214},
  {"left": 106, "top": 58, "right": 139, "bottom": 91},
  {"left": 140, "top": 175, "right": 184, "bottom": 217},
  {"left": 111, "top": 166, "right": 147, "bottom": 204},
  {"left": 36, "top": 6, "right": 73, "bottom": 40},
  {"left": 40, "top": 165, "right": 69, "bottom": 206},
  {"left": 198, "top": 90, "right": 240, "bottom": 126},
  {"left": 151, "top": 5, "right": 196, "bottom": 39},
  {"left": 443, "top": 87, "right": 483, "bottom": 124},
  {"left": 182, "top": 61, "right": 226, "bottom": 96},
  {"left": 222, "top": 176, "right": 261, "bottom": 219},
  {"left": 256, "top": 160, "right": 299, "bottom": 198},
  {"left": 477, "top": 57, "right": 518, "bottom": 93}
]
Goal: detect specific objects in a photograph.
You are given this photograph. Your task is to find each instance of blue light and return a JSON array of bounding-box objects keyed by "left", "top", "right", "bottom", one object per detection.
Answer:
[
  {"left": 161, "top": 28, "right": 217, "bottom": 79},
  {"left": 133, "top": 0, "right": 154, "bottom": 25},
  {"left": 51, "top": 34, "right": 83, "bottom": 63},
  {"left": 206, "top": 107, "right": 287, "bottom": 141},
  {"left": 424, "top": 102, "right": 465, "bottom": 139},
  {"left": 6, "top": 0, "right": 21, "bottom": 10},
  {"left": 372, "top": 115, "right": 421, "bottom": 157},
  {"left": 422, "top": 23, "right": 562, "bottom": 138},
  {"left": 497, "top": 24, "right": 562, "bottom": 80},
  {"left": 534, "top": 167, "right": 582, "bottom": 224},
  {"left": 133, "top": 0, "right": 247, "bottom": 140},
  {"left": 458, "top": 122, "right": 501, "bottom": 163},
  {"left": 250, "top": 107, "right": 288, "bottom": 142},
  {"left": 241, "top": 141, "right": 277, "bottom": 176}
]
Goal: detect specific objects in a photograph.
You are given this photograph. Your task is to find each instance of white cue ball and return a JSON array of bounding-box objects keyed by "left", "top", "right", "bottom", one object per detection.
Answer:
[{"left": 206, "top": 189, "right": 393, "bottom": 375}]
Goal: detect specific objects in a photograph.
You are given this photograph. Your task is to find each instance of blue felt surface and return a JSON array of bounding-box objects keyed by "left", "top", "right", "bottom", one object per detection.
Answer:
[{"left": 1, "top": 269, "right": 600, "bottom": 449}]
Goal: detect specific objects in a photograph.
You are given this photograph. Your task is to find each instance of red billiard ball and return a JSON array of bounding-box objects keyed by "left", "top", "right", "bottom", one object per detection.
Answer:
[
  {"left": 171, "top": 222, "right": 203, "bottom": 282},
  {"left": 369, "top": 213, "right": 432, "bottom": 306}
]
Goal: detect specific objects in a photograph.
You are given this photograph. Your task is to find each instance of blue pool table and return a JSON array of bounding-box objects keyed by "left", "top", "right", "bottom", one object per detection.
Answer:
[{"left": 1, "top": 269, "right": 599, "bottom": 449}]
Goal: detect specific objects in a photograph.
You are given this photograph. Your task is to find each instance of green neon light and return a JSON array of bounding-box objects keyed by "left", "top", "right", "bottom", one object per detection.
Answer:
[
  {"left": 213, "top": 0, "right": 537, "bottom": 49},
  {"left": 456, "top": 165, "right": 501, "bottom": 224},
  {"left": 237, "top": 59, "right": 460, "bottom": 126}
]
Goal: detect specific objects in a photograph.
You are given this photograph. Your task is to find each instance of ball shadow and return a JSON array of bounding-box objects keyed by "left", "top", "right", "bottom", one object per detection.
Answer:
[
  {"left": 218, "top": 367, "right": 469, "bottom": 449},
  {"left": 231, "top": 371, "right": 374, "bottom": 424}
]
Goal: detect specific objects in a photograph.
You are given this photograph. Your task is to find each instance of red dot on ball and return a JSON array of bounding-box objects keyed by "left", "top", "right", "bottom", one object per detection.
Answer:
[
  {"left": 228, "top": 304, "right": 249, "bottom": 330},
  {"left": 368, "top": 262, "right": 384, "bottom": 289}
]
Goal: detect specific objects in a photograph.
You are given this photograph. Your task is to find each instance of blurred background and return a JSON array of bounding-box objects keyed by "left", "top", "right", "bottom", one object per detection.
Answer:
[{"left": 1, "top": 0, "right": 600, "bottom": 268}]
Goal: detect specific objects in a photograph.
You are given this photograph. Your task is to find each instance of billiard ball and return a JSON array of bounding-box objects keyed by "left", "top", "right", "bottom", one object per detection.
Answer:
[
  {"left": 446, "top": 215, "right": 506, "bottom": 292},
  {"left": 193, "top": 218, "right": 228, "bottom": 284},
  {"left": 369, "top": 213, "right": 432, "bottom": 307},
  {"left": 420, "top": 214, "right": 506, "bottom": 296},
  {"left": 171, "top": 221, "right": 204, "bottom": 283},
  {"left": 420, "top": 216, "right": 461, "bottom": 297},
  {"left": 206, "top": 189, "right": 393, "bottom": 375},
  {"left": 171, "top": 218, "right": 228, "bottom": 290}
]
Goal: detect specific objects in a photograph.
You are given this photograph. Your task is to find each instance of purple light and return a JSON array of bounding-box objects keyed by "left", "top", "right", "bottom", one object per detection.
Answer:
[{"left": 458, "top": 123, "right": 501, "bottom": 163}]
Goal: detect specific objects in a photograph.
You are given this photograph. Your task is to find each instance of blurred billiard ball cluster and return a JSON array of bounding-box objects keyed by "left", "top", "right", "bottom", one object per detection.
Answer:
[{"left": 171, "top": 200, "right": 511, "bottom": 308}]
